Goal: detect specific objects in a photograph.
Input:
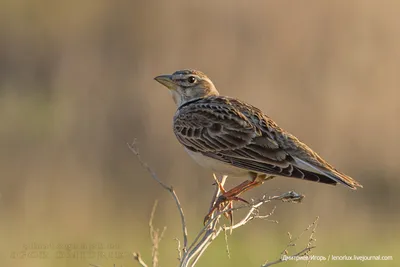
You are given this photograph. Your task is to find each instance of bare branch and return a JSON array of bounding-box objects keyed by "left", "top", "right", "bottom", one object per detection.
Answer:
[
  {"left": 129, "top": 140, "right": 315, "bottom": 267},
  {"left": 180, "top": 179, "right": 303, "bottom": 267},
  {"left": 186, "top": 175, "right": 227, "bottom": 254},
  {"left": 128, "top": 140, "right": 188, "bottom": 251}
]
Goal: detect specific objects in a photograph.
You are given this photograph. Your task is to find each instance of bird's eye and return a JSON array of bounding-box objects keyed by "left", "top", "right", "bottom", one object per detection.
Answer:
[{"left": 188, "top": 76, "right": 196, "bottom": 83}]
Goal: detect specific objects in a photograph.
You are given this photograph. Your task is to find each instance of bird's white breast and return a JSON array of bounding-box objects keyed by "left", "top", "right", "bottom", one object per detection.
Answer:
[{"left": 185, "top": 148, "right": 249, "bottom": 177}]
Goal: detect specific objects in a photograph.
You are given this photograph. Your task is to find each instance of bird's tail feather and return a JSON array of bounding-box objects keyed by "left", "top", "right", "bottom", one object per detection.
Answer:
[{"left": 293, "top": 157, "right": 363, "bottom": 190}]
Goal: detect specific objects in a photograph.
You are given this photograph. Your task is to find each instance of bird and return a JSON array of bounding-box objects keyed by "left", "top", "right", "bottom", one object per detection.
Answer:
[{"left": 154, "top": 69, "right": 362, "bottom": 222}]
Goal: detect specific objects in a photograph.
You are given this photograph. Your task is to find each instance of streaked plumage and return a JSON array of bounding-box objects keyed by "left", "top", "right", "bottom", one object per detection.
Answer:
[{"left": 155, "top": 69, "right": 362, "bottom": 190}]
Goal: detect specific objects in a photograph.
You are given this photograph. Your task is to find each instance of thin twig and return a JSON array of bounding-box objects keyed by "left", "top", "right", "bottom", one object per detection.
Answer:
[
  {"left": 133, "top": 252, "right": 149, "bottom": 267},
  {"left": 261, "top": 216, "right": 319, "bottom": 267},
  {"left": 210, "top": 174, "right": 227, "bottom": 211},
  {"left": 223, "top": 226, "right": 231, "bottom": 259},
  {"left": 128, "top": 141, "right": 188, "bottom": 251},
  {"left": 306, "top": 216, "right": 319, "bottom": 266},
  {"left": 149, "top": 201, "right": 158, "bottom": 267},
  {"left": 174, "top": 238, "right": 182, "bottom": 261},
  {"left": 262, "top": 246, "right": 316, "bottom": 267},
  {"left": 148, "top": 200, "right": 167, "bottom": 267},
  {"left": 280, "top": 216, "right": 319, "bottom": 255}
]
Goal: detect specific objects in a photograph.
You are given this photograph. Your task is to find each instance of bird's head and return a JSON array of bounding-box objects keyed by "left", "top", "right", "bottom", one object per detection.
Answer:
[{"left": 154, "top": 69, "right": 219, "bottom": 106}]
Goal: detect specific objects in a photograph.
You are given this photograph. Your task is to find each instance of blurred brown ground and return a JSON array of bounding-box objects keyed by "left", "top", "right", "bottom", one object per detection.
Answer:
[{"left": 0, "top": 1, "right": 399, "bottom": 266}]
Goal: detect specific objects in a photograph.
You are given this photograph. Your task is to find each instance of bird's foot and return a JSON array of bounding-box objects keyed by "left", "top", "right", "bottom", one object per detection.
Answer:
[
  {"left": 203, "top": 192, "right": 249, "bottom": 225},
  {"left": 204, "top": 178, "right": 263, "bottom": 225}
]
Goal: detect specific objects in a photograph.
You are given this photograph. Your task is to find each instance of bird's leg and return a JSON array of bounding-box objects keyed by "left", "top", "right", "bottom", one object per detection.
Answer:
[
  {"left": 212, "top": 174, "right": 227, "bottom": 194},
  {"left": 204, "top": 176, "right": 264, "bottom": 225}
]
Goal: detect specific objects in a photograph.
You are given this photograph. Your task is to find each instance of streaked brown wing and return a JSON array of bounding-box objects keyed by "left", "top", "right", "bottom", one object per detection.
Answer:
[
  {"left": 202, "top": 151, "right": 336, "bottom": 185},
  {"left": 173, "top": 97, "right": 258, "bottom": 152},
  {"left": 174, "top": 96, "right": 361, "bottom": 189}
]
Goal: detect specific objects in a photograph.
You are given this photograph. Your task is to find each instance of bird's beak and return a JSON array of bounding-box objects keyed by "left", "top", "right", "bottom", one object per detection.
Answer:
[{"left": 154, "top": 75, "right": 176, "bottom": 90}]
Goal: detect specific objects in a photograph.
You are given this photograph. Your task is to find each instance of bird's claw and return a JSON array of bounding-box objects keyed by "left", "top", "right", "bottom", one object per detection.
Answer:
[{"left": 203, "top": 194, "right": 249, "bottom": 225}]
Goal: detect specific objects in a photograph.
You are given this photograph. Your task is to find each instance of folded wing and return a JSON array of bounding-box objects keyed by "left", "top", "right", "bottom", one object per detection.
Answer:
[{"left": 174, "top": 97, "right": 362, "bottom": 189}]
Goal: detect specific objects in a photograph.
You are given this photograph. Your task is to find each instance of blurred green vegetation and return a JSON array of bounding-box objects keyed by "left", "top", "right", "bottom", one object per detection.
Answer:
[{"left": 0, "top": 1, "right": 399, "bottom": 266}]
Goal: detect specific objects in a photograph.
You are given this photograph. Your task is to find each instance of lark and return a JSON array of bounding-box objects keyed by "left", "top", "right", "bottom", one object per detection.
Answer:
[{"left": 155, "top": 69, "right": 362, "bottom": 222}]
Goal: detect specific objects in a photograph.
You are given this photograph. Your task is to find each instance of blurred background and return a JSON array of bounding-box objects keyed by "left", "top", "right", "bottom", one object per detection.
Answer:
[{"left": 0, "top": 1, "right": 399, "bottom": 266}]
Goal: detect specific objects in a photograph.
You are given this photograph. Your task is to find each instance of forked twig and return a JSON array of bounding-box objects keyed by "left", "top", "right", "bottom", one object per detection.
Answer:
[
  {"left": 262, "top": 216, "right": 319, "bottom": 267},
  {"left": 148, "top": 201, "right": 167, "bottom": 267},
  {"left": 133, "top": 201, "right": 166, "bottom": 267}
]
